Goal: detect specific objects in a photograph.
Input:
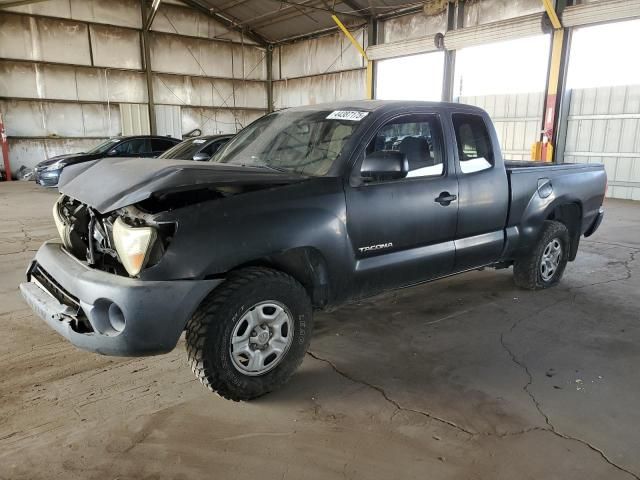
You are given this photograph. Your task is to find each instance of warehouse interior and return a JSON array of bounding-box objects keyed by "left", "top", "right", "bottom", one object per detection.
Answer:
[{"left": 1, "top": 0, "right": 639, "bottom": 478}]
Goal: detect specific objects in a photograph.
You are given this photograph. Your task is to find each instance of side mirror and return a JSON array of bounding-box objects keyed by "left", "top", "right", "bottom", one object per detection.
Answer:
[
  {"left": 192, "top": 152, "right": 211, "bottom": 161},
  {"left": 361, "top": 150, "right": 408, "bottom": 182},
  {"left": 107, "top": 149, "right": 118, "bottom": 156}
]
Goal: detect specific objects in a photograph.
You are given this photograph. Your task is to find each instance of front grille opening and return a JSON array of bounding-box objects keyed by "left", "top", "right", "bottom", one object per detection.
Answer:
[{"left": 29, "top": 263, "right": 94, "bottom": 334}]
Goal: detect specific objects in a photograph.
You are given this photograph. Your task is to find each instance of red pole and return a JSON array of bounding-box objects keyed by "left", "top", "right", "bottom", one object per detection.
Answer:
[{"left": 0, "top": 112, "right": 11, "bottom": 181}]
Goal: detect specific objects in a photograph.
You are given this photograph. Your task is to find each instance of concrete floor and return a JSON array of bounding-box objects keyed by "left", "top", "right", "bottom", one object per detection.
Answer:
[{"left": 1, "top": 181, "right": 638, "bottom": 480}]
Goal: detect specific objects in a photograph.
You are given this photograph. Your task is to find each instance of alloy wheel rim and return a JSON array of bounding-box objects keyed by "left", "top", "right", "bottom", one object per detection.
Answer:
[
  {"left": 540, "top": 238, "right": 563, "bottom": 282},
  {"left": 229, "top": 301, "right": 293, "bottom": 376}
]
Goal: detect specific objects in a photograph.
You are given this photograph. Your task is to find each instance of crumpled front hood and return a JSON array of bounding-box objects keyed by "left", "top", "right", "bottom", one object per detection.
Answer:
[{"left": 58, "top": 157, "right": 307, "bottom": 213}]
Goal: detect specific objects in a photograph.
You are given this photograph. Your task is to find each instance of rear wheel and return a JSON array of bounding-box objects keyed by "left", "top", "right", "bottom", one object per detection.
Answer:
[
  {"left": 185, "top": 267, "right": 312, "bottom": 401},
  {"left": 514, "top": 220, "right": 570, "bottom": 290}
]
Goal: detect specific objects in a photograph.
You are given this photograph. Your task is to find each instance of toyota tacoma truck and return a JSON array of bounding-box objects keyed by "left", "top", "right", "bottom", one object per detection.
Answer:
[{"left": 20, "top": 101, "right": 606, "bottom": 401}]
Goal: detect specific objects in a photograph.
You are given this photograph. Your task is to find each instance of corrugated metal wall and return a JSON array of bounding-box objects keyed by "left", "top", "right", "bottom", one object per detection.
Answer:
[
  {"left": 564, "top": 85, "right": 640, "bottom": 200},
  {"left": 458, "top": 92, "right": 544, "bottom": 160},
  {"left": 272, "top": 28, "right": 368, "bottom": 109},
  {"left": 0, "top": 0, "right": 268, "bottom": 173}
]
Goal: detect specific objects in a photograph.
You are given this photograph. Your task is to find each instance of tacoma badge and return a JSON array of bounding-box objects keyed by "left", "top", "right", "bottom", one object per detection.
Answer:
[{"left": 358, "top": 242, "right": 393, "bottom": 253}]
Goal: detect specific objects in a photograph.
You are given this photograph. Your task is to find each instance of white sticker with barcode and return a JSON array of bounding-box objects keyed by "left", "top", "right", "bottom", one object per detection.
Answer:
[{"left": 326, "top": 110, "right": 369, "bottom": 121}]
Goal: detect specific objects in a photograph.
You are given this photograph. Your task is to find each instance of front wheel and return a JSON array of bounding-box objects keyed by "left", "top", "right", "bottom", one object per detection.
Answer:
[
  {"left": 514, "top": 220, "right": 570, "bottom": 290},
  {"left": 186, "top": 267, "right": 313, "bottom": 401}
]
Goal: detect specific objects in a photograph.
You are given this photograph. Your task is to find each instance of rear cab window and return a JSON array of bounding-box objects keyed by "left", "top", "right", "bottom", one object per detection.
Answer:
[{"left": 452, "top": 113, "right": 494, "bottom": 174}]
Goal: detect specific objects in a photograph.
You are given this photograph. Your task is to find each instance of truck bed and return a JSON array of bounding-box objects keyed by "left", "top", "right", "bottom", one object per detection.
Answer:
[
  {"left": 505, "top": 160, "right": 607, "bottom": 236},
  {"left": 505, "top": 160, "right": 601, "bottom": 172}
]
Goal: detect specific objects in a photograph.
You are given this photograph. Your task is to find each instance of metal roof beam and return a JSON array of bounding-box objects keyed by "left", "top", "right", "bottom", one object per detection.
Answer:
[
  {"left": 180, "top": 0, "right": 271, "bottom": 45},
  {"left": 340, "top": 0, "right": 369, "bottom": 17},
  {"left": 143, "top": 0, "right": 161, "bottom": 31},
  {"left": 0, "top": 0, "right": 49, "bottom": 7},
  {"left": 241, "top": 0, "right": 362, "bottom": 30}
]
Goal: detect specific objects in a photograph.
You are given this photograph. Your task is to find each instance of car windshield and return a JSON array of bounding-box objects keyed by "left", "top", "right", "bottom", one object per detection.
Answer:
[
  {"left": 86, "top": 138, "right": 121, "bottom": 154},
  {"left": 211, "top": 109, "right": 365, "bottom": 176},
  {"left": 160, "top": 138, "right": 208, "bottom": 160}
]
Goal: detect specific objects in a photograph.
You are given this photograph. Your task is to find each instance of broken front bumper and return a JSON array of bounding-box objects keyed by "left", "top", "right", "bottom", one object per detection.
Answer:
[{"left": 20, "top": 241, "right": 223, "bottom": 356}]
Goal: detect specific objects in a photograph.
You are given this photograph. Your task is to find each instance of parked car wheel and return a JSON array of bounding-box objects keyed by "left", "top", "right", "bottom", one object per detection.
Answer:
[
  {"left": 186, "top": 267, "right": 313, "bottom": 401},
  {"left": 514, "top": 220, "right": 570, "bottom": 290}
]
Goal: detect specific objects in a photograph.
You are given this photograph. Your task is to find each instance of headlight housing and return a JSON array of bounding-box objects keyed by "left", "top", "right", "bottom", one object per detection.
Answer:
[
  {"left": 43, "top": 161, "right": 64, "bottom": 172},
  {"left": 112, "top": 217, "right": 157, "bottom": 277},
  {"left": 52, "top": 197, "right": 72, "bottom": 248}
]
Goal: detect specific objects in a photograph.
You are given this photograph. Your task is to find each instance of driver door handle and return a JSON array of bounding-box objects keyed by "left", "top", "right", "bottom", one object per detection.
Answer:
[{"left": 435, "top": 192, "right": 457, "bottom": 206}]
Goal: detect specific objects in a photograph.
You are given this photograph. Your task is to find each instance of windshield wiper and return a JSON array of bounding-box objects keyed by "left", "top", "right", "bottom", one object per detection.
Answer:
[{"left": 258, "top": 165, "right": 290, "bottom": 173}]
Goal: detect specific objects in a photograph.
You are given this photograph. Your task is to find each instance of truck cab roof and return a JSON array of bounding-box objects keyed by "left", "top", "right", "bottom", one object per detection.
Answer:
[{"left": 279, "top": 99, "right": 488, "bottom": 116}]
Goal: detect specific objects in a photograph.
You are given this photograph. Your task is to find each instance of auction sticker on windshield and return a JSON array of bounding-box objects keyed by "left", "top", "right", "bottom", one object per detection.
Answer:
[{"left": 326, "top": 111, "right": 369, "bottom": 121}]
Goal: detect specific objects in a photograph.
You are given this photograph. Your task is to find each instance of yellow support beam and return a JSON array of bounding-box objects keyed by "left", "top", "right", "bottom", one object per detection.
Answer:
[
  {"left": 332, "top": 14, "right": 373, "bottom": 99},
  {"left": 541, "top": 0, "right": 563, "bottom": 29}
]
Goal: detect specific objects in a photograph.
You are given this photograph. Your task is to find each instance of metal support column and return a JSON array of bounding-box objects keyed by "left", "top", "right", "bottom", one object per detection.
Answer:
[
  {"left": 141, "top": 0, "right": 158, "bottom": 135},
  {"left": 442, "top": 1, "right": 464, "bottom": 102},
  {"left": 367, "top": 16, "right": 378, "bottom": 99},
  {"left": 537, "top": 0, "right": 572, "bottom": 162},
  {"left": 0, "top": 112, "right": 11, "bottom": 181},
  {"left": 266, "top": 46, "right": 274, "bottom": 113}
]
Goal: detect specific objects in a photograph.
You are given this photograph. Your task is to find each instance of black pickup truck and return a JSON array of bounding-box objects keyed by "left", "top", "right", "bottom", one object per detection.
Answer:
[{"left": 20, "top": 101, "right": 606, "bottom": 400}]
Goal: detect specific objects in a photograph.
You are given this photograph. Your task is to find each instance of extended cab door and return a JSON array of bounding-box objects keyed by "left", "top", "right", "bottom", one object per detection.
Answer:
[
  {"left": 450, "top": 112, "right": 509, "bottom": 270},
  {"left": 345, "top": 113, "right": 459, "bottom": 296}
]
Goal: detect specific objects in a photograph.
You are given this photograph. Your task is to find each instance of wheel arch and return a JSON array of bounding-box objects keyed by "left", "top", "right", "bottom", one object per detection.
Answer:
[
  {"left": 223, "top": 247, "right": 331, "bottom": 308},
  {"left": 546, "top": 201, "right": 582, "bottom": 261}
]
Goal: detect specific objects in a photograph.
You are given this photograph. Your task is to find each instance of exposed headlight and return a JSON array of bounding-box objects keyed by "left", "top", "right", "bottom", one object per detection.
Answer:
[
  {"left": 112, "top": 217, "right": 157, "bottom": 277},
  {"left": 52, "top": 197, "right": 72, "bottom": 248},
  {"left": 43, "top": 161, "right": 64, "bottom": 172}
]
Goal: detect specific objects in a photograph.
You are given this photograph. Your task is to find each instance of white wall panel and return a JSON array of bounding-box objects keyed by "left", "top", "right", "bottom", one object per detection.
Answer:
[
  {"left": 4, "top": 0, "right": 72, "bottom": 18},
  {"left": 181, "top": 107, "right": 263, "bottom": 135},
  {"left": 464, "top": 0, "right": 543, "bottom": 27},
  {"left": 6, "top": 137, "right": 107, "bottom": 171},
  {"left": 382, "top": 10, "right": 446, "bottom": 44},
  {"left": 458, "top": 92, "right": 544, "bottom": 160},
  {"left": 150, "top": 33, "right": 266, "bottom": 80},
  {"left": 232, "top": 44, "right": 268, "bottom": 81},
  {"left": 6, "top": 0, "right": 141, "bottom": 28},
  {"left": 150, "top": 33, "right": 233, "bottom": 77},
  {"left": 155, "top": 105, "right": 182, "bottom": 138},
  {"left": 90, "top": 25, "right": 142, "bottom": 69},
  {"left": 152, "top": 74, "right": 267, "bottom": 109},
  {"left": 278, "top": 29, "right": 366, "bottom": 79},
  {"left": 151, "top": 3, "right": 248, "bottom": 43},
  {"left": 0, "top": 61, "right": 147, "bottom": 103},
  {"left": 274, "top": 70, "right": 366, "bottom": 109},
  {"left": 120, "top": 103, "right": 150, "bottom": 135},
  {"left": 0, "top": 100, "right": 120, "bottom": 138},
  {"left": 565, "top": 85, "right": 640, "bottom": 200},
  {"left": 0, "top": 13, "right": 91, "bottom": 65},
  {"left": 70, "top": 0, "right": 141, "bottom": 28}
]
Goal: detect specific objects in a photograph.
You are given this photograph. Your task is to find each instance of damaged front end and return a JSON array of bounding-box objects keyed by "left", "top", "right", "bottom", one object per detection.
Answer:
[{"left": 52, "top": 195, "right": 173, "bottom": 277}]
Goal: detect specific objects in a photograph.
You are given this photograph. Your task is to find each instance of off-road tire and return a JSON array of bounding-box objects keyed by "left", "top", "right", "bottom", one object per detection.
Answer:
[
  {"left": 185, "top": 267, "right": 313, "bottom": 401},
  {"left": 514, "top": 220, "right": 570, "bottom": 290}
]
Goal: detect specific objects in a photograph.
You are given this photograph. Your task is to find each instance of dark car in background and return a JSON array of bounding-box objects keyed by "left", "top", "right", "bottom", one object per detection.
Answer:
[
  {"left": 34, "top": 135, "right": 180, "bottom": 187},
  {"left": 159, "top": 135, "right": 234, "bottom": 161}
]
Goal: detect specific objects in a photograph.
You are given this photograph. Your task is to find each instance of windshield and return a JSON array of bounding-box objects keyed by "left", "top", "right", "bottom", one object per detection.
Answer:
[
  {"left": 160, "top": 138, "right": 208, "bottom": 159},
  {"left": 211, "top": 109, "right": 365, "bottom": 176},
  {"left": 87, "top": 138, "right": 121, "bottom": 154}
]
